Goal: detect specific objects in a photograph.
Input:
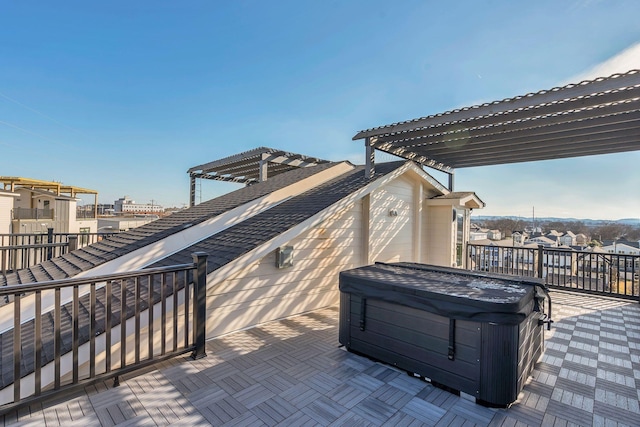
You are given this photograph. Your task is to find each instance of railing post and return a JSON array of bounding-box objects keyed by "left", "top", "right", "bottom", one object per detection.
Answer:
[
  {"left": 191, "top": 251, "right": 208, "bottom": 360},
  {"left": 47, "top": 228, "right": 54, "bottom": 260},
  {"left": 537, "top": 245, "right": 544, "bottom": 280},
  {"left": 68, "top": 235, "right": 78, "bottom": 253}
]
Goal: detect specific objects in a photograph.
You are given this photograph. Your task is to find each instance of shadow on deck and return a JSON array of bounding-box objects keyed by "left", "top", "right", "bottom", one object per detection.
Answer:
[{"left": 2, "top": 291, "right": 639, "bottom": 426}]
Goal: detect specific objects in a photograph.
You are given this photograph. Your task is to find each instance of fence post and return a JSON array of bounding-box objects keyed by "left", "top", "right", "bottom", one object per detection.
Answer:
[
  {"left": 537, "top": 245, "right": 544, "bottom": 279},
  {"left": 47, "top": 228, "right": 54, "bottom": 260},
  {"left": 191, "top": 251, "right": 208, "bottom": 360},
  {"left": 68, "top": 235, "right": 78, "bottom": 253}
]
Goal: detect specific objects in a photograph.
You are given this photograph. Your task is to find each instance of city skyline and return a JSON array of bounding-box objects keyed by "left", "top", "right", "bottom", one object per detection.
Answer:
[{"left": 1, "top": 1, "right": 639, "bottom": 220}]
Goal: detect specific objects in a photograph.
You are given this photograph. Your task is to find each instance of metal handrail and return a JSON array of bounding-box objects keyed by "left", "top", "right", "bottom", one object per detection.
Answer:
[
  {"left": 0, "top": 231, "right": 119, "bottom": 274},
  {"left": 0, "top": 252, "right": 208, "bottom": 414},
  {"left": 0, "top": 262, "right": 195, "bottom": 296},
  {"left": 467, "top": 243, "right": 639, "bottom": 300}
]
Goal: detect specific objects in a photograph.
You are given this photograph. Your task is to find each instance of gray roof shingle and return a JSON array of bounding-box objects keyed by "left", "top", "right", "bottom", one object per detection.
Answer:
[
  {"left": 0, "top": 162, "right": 338, "bottom": 289},
  {"left": 0, "top": 160, "right": 406, "bottom": 391}
]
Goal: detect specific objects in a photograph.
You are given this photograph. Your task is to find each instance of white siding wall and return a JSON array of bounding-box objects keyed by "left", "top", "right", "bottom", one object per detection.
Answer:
[
  {"left": 424, "top": 205, "right": 455, "bottom": 267},
  {"left": 0, "top": 194, "right": 15, "bottom": 234},
  {"left": 54, "top": 199, "right": 71, "bottom": 233},
  {"left": 203, "top": 202, "right": 363, "bottom": 339},
  {"left": 368, "top": 175, "right": 415, "bottom": 263}
]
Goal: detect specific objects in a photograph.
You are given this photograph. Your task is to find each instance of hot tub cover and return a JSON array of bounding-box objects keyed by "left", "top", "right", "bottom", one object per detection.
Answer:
[{"left": 339, "top": 262, "right": 546, "bottom": 325}]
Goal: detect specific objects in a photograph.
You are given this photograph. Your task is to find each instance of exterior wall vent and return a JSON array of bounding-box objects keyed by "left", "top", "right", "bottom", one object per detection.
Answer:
[{"left": 276, "top": 245, "right": 294, "bottom": 269}]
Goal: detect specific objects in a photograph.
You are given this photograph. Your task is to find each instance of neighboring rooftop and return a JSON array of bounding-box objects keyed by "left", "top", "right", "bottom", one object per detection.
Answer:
[{"left": 0, "top": 177, "right": 98, "bottom": 197}]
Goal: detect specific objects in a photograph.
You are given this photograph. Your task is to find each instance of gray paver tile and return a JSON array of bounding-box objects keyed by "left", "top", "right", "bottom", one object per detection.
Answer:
[{"left": 2, "top": 292, "right": 640, "bottom": 427}]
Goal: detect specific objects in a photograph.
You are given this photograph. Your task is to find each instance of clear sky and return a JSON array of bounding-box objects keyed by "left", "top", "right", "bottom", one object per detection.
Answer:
[{"left": 1, "top": 1, "right": 639, "bottom": 220}]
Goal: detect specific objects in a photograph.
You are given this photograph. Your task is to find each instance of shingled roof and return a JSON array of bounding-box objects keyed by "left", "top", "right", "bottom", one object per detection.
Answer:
[
  {"left": 0, "top": 160, "right": 409, "bottom": 390},
  {"left": 0, "top": 162, "right": 338, "bottom": 291},
  {"left": 152, "top": 161, "right": 406, "bottom": 273}
]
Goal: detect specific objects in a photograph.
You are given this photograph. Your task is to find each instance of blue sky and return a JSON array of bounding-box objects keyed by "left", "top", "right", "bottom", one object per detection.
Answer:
[{"left": 1, "top": 1, "right": 639, "bottom": 220}]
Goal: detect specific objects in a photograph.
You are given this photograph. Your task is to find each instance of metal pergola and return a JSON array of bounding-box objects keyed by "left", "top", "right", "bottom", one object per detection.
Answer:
[
  {"left": 353, "top": 70, "right": 640, "bottom": 190},
  {"left": 187, "top": 147, "right": 330, "bottom": 206}
]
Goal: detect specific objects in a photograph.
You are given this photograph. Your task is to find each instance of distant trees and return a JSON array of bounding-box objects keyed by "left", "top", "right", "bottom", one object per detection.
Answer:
[
  {"left": 477, "top": 218, "right": 525, "bottom": 237},
  {"left": 591, "top": 222, "right": 640, "bottom": 242}
]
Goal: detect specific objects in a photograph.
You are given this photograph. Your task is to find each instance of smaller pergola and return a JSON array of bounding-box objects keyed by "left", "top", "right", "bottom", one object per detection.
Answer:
[
  {"left": 187, "top": 147, "right": 330, "bottom": 206},
  {"left": 353, "top": 69, "right": 640, "bottom": 190},
  {"left": 0, "top": 176, "right": 99, "bottom": 217}
]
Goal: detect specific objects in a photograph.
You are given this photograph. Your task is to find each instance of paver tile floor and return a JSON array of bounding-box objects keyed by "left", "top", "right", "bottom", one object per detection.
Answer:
[{"left": 2, "top": 290, "right": 639, "bottom": 426}]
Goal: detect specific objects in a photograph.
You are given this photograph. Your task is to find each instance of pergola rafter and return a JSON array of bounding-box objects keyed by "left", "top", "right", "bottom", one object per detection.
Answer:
[
  {"left": 353, "top": 70, "right": 640, "bottom": 189},
  {"left": 187, "top": 147, "right": 330, "bottom": 207}
]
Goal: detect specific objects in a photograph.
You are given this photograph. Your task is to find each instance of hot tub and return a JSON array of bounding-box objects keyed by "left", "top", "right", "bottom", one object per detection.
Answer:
[{"left": 338, "top": 262, "right": 550, "bottom": 407}]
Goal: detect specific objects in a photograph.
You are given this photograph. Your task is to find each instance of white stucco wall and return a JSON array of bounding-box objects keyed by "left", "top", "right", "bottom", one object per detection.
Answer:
[
  {"left": 369, "top": 174, "right": 415, "bottom": 264},
  {"left": 0, "top": 192, "right": 17, "bottom": 234},
  {"left": 203, "top": 200, "right": 364, "bottom": 338},
  {"left": 201, "top": 169, "right": 448, "bottom": 340},
  {"left": 424, "top": 205, "right": 455, "bottom": 267}
]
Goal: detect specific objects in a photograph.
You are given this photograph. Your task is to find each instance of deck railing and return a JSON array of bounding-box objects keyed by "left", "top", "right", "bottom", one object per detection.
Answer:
[
  {"left": 12, "top": 208, "right": 53, "bottom": 220},
  {"left": 467, "top": 243, "right": 640, "bottom": 299},
  {"left": 0, "top": 230, "right": 118, "bottom": 275},
  {"left": 0, "top": 252, "right": 208, "bottom": 413}
]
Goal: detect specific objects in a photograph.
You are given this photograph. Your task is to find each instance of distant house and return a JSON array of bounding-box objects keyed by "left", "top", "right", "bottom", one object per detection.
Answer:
[
  {"left": 559, "top": 231, "right": 576, "bottom": 246},
  {"left": 487, "top": 229, "right": 502, "bottom": 240},
  {"left": 0, "top": 177, "right": 98, "bottom": 234},
  {"left": 575, "top": 233, "right": 589, "bottom": 246},
  {"left": 529, "top": 236, "right": 558, "bottom": 247},
  {"left": 512, "top": 231, "right": 529, "bottom": 246},
  {"left": 602, "top": 242, "right": 640, "bottom": 255},
  {"left": 547, "top": 230, "right": 563, "bottom": 238},
  {"left": 469, "top": 230, "right": 488, "bottom": 241}
]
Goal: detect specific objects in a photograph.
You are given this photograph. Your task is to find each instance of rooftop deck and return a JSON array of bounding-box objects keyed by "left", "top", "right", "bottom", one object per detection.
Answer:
[{"left": 2, "top": 290, "right": 639, "bottom": 427}]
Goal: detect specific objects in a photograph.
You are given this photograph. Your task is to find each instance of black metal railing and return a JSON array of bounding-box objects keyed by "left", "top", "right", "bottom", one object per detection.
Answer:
[
  {"left": 12, "top": 208, "right": 54, "bottom": 220},
  {"left": 0, "top": 230, "right": 118, "bottom": 275},
  {"left": 0, "top": 252, "right": 208, "bottom": 413},
  {"left": 467, "top": 243, "right": 640, "bottom": 300}
]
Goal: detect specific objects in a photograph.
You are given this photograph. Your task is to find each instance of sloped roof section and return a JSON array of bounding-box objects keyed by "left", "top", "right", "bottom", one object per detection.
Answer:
[
  {"left": 353, "top": 70, "right": 640, "bottom": 172},
  {"left": 152, "top": 161, "right": 407, "bottom": 273},
  {"left": 188, "top": 147, "right": 331, "bottom": 184},
  {"left": 0, "top": 162, "right": 339, "bottom": 290}
]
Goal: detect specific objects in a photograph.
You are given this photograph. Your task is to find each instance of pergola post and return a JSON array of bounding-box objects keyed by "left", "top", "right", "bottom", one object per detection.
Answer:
[
  {"left": 189, "top": 175, "right": 196, "bottom": 207},
  {"left": 448, "top": 171, "right": 455, "bottom": 191},
  {"left": 365, "top": 137, "right": 375, "bottom": 179}
]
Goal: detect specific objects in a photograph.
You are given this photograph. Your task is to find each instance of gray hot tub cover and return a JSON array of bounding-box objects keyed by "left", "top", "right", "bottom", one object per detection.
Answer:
[{"left": 339, "top": 262, "right": 548, "bottom": 325}]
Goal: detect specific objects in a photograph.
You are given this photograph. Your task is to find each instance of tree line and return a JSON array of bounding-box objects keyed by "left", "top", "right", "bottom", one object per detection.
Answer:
[{"left": 476, "top": 218, "right": 640, "bottom": 243}]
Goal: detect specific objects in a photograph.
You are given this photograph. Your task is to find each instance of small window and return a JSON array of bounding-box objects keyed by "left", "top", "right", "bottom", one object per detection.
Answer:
[{"left": 79, "top": 227, "right": 91, "bottom": 245}]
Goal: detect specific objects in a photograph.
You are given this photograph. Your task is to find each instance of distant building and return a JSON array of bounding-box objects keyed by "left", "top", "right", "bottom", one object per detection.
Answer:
[
  {"left": 528, "top": 236, "right": 558, "bottom": 247},
  {"left": 0, "top": 177, "right": 98, "bottom": 234},
  {"left": 559, "top": 231, "right": 576, "bottom": 246},
  {"left": 487, "top": 229, "right": 502, "bottom": 240},
  {"left": 575, "top": 233, "right": 589, "bottom": 246},
  {"left": 512, "top": 231, "right": 529, "bottom": 246},
  {"left": 114, "top": 196, "right": 164, "bottom": 214},
  {"left": 602, "top": 242, "right": 640, "bottom": 255}
]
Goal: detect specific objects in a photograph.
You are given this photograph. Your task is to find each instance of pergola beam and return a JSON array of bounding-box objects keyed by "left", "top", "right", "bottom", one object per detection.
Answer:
[
  {"left": 353, "top": 69, "right": 640, "bottom": 173},
  {"left": 354, "top": 70, "right": 640, "bottom": 140},
  {"left": 187, "top": 147, "right": 330, "bottom": 205}
]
